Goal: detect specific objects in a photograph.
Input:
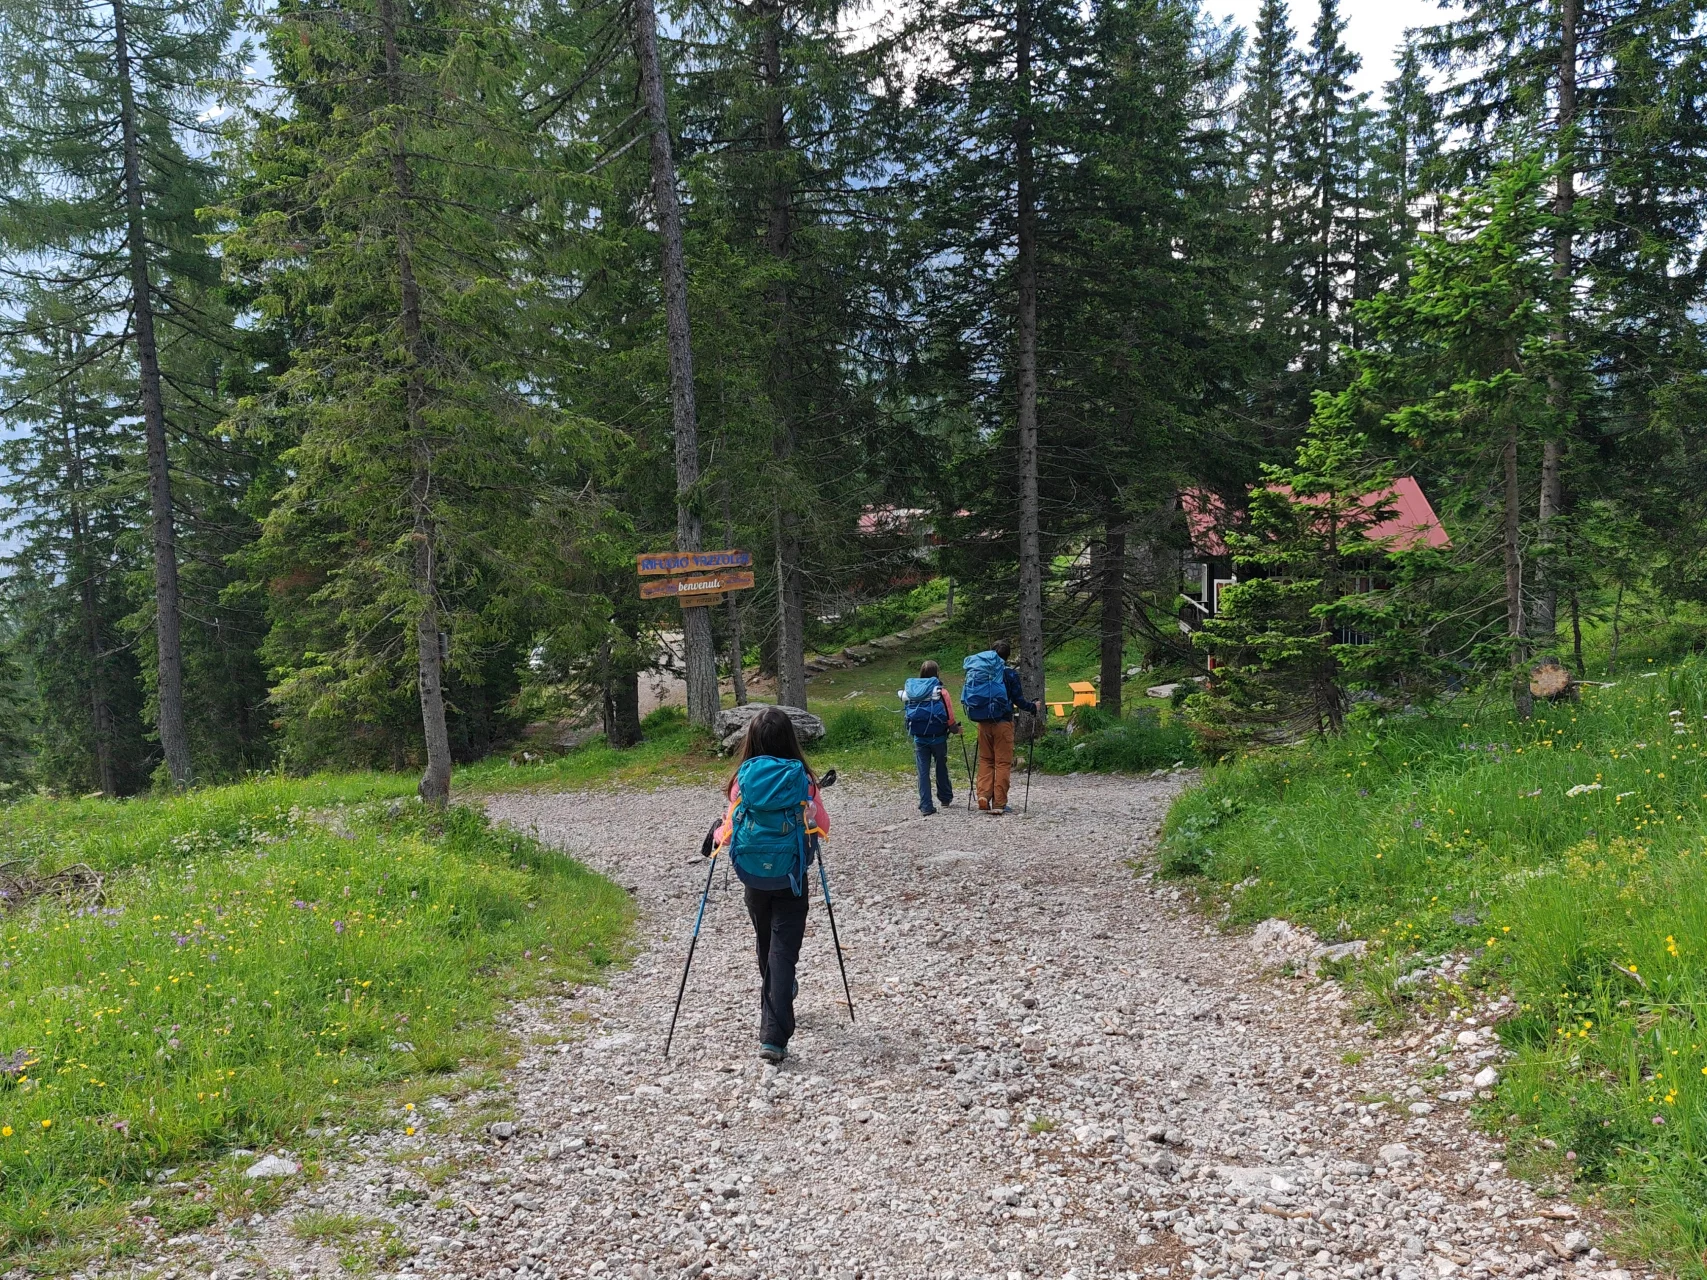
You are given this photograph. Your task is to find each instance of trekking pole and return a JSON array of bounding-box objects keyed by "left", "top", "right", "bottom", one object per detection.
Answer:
[
  {"left": 958, "top": 729, "right": 976, "bottom": 818},
  {"left": 664, "top": 830, "right": 721, "bottom": 1059},
  {"left": 815, "top": 847, "right": 856, "bottom": 1023},
  {"left": 1022, "top": 716, "right": 1037, "bottom": 814}
]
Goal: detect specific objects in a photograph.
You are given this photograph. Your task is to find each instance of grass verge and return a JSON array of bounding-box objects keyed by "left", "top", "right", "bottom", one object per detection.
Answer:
[
  {"left": 1159, "top": 656, "right": 1707, "bottom": 1274},
  {"left": 0, "top": 776, "right": 631, "bottom": 1261},
  {"left": 478, "top": 635, "right": 1194, "bottom": 792}
]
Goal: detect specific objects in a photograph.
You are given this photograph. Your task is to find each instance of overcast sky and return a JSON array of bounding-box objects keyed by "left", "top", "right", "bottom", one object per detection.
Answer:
[{"left": 1211, "top": 0, "right": 1453, "bottom": 94}]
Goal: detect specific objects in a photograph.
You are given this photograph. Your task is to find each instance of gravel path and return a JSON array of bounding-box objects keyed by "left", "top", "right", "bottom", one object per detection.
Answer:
[{"left": 169, "top": 773, "right": 1640, "bottom": 1280}]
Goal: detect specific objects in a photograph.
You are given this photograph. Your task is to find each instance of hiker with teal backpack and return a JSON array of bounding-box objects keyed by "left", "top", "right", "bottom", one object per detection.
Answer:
[
  {"left": 962, "top": 640, "right": 1038, "bottom": 815},
  {"left": 900, "top": 659, "right": 962, "bottom": 815},
  {"left": 710, "top": 707, "right": 833, "bottom": 1063}
]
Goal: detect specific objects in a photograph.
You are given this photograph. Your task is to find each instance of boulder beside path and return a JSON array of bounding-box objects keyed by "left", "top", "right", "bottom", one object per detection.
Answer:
[{"left": 713, "top": 702, "right": 825, "bottom": 752}]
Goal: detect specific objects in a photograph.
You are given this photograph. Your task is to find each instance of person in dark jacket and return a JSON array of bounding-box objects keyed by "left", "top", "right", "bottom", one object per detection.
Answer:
[{"left": 967, "top": 639, "right": 1038, "bottom": 815}]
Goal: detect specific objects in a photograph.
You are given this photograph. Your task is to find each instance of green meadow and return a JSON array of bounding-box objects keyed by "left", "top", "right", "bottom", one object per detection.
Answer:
[
  {"left": 0, "top": 777, "right": 630, "bottom": 1262},
  {"left": 1162, "top": 652, "right": 1707, "bottom": 1271}
]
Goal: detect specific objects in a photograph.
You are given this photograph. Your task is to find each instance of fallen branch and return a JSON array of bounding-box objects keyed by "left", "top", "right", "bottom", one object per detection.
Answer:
[
  {"left": 1610, "top": 962, "right": 1649, "bottom": 992},
  {"left": 0, "top": 860, "right": 104, "bottom": 912}
]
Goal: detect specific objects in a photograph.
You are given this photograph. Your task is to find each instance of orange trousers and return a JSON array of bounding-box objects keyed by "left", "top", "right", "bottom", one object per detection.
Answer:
[{"left": 975, "top": 719, "right": 1015, "bottom": 810}]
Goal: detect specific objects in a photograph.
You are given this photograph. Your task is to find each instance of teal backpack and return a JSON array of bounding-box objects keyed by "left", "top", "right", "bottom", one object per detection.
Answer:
[
  {"left": 726, "top": 756, "right": 818, "bottom": 894},
  {"left": 903, "top": 676, "right": 952, "bottom": 739},
  {"left": 961, "top": 650, "right": 1012, "bottom": 721}
]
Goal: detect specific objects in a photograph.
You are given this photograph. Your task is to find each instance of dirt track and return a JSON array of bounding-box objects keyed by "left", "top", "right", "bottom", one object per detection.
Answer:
[{"left": 161, "top": 773, "right": 1627, "bottom": 1280}]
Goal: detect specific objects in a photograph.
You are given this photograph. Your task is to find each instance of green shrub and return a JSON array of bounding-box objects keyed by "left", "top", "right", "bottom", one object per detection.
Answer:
[
  {"left": 1032, "top": 712, "right": 1196, "bottom": 776},
  {"left": 1159, "top": 787, "right": 1241, "bottom": 877},
  {"left": 639, "top": 705, "right": 689, "bottom": 736},
  {"left": 822, "top": 706, "right": 895, "bottom": 750}
]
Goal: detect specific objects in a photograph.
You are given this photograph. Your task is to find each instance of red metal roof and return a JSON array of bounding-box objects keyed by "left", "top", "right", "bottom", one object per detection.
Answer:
[{"left": 1183, "top": 477, "right": 1450, "bottom": 558}]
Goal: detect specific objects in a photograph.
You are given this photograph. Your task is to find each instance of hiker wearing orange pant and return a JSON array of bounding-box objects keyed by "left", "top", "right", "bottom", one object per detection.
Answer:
[{"left": 960, "top": 639, "right": 1038, "bottom": 815}]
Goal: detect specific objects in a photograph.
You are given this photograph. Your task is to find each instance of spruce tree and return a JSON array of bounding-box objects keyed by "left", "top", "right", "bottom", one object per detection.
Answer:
[
  {"left": 631, "top": 0, "right": 720, "bottom": 730},
  {"left": 0, "top": 297, "right": 151, "bottom": 793},
  {"left": 0, "top": 0, "right": 244, "bottom": 787},
  {"left": 1292, "top": 0, "right": 1363, "bottom": 376},
  {"left": 915, "top": 0, "right": 1090, "bottom": 718},
  {"left": 1047, "top": 0, "right": 1242, "bottom": 709},
  {"left": 1346, "top": 157, "right": 1572, "bottom": 714},
  {"left": 1233, "top": 0, "right": 1304, "bottom": 438},
  {"left": 223, "top": 0, "right": 580, "bottom": 801},
  {"left": 1417, "top": 0, "right": 1707, "bottom": 648},
  {"left": 1189, "top": 412, "right": 1402, "bottom": 743},
  {"left": 676, "top": 0, "right": 901, "bottom": 712}
]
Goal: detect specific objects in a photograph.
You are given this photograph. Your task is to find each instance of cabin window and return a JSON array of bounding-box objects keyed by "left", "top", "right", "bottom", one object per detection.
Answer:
[
  {"left": 1212, "top": 577, "right": 1237, "bottom": 615},
  {"left": 1182, "top": 560, "right": 1209, "bottom": 601}
]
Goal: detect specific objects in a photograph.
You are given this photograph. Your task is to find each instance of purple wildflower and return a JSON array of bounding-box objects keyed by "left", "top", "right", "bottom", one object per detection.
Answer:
[{"left": 334, "top": 920, "right": 345, "bottom": 935}]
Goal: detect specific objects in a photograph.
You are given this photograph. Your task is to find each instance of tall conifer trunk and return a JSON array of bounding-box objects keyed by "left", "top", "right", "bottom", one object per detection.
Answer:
[
  {"left": 723, "top": 493, "right": 748, "bottom": 706},
  {"left": 601, "top": 623, "right": 643, "bottom": 748},
  {"left": 379, "top": 0, "right": 453, "bottom": 805},
  {"left": 1535, "top": 0, "right": 1577, "bottom": 648},
  {"left": 1099, "top": 522, "right": 1125, "bottom": 718},
  {"left": 1503, "top": 420, "right": 1531, "bottom": 718},
  {"left": 633, "top": 0, "right": 719, "bottom": 729},
  {"left": 760, "top": 3, "right": 808, "bottom": 711},
  {"left": 1014, "top": 0, "right": 1044, "bottom": 729},
  {"left": 111, "top": 0, "right": 191, "bottom": 788}
]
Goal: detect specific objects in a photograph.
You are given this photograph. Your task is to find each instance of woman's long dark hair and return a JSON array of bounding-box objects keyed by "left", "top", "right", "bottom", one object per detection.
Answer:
[{"left": 725, "top": 706, "right": 817, "bottom": 797}]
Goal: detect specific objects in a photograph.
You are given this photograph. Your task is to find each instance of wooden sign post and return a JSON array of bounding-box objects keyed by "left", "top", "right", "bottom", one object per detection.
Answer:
[
  {"left": 636, "top": 549, "right": 753, "bottom": 576},
  {"left": 637, "top": 549, "right": 756, "bottom": 609}
]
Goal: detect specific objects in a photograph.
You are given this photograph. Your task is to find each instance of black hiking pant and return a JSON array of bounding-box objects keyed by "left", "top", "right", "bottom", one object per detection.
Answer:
[{"left": 744, "top": 884, "right": 810, "bottom": 1049}]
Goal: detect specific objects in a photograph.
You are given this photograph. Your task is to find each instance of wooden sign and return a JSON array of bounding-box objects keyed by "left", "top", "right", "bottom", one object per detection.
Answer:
[
  {"left": 636, "top": 549, "right": 753, "bottom": 576},
  {"left": 678, "top": 593, "right": 725, "bottom": 609},
  {"left": 639, "top": 570, "right": 755, "bottom": 601}
]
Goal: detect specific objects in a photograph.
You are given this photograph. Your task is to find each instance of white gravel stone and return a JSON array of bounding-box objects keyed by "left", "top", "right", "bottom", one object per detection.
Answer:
[
  {"left": 142, "top": 774, "right": 1614, "bottom": 1280},
  {"left": 242, "top": 1155, "right": 298, "bottom": 1179}
]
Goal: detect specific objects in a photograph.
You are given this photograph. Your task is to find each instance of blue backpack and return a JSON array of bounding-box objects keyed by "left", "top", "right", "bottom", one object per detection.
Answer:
[
  {"left": 962, "top": 651, "right": 1012, "bottom": 721},
  {"left": 726, "top": 756, "right": 819, "bottom": 894},
  {"left": 902, "top": 677, "right": 951, "bottom": 740}
]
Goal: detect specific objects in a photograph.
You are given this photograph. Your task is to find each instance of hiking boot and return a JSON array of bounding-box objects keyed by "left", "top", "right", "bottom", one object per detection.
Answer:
[
  {"left": 759, "top": 1043, "right": 787, "bottom": 1064},
  {"left": 919, "top": 806, "right": 937, "bottom": 816},
  {"left": 988, "top": 805, "right": 1006, "bottom": 816}
]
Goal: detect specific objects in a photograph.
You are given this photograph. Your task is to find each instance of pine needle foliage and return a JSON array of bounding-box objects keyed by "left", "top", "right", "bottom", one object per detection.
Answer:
[{"left": 220, "top": 0, "right": 593, "bottom": 791}]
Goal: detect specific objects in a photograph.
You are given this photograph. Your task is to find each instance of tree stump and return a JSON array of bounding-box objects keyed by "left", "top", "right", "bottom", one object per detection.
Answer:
[{"left": 1530, "top": 659, "right": 1578, "bottom": 702}]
